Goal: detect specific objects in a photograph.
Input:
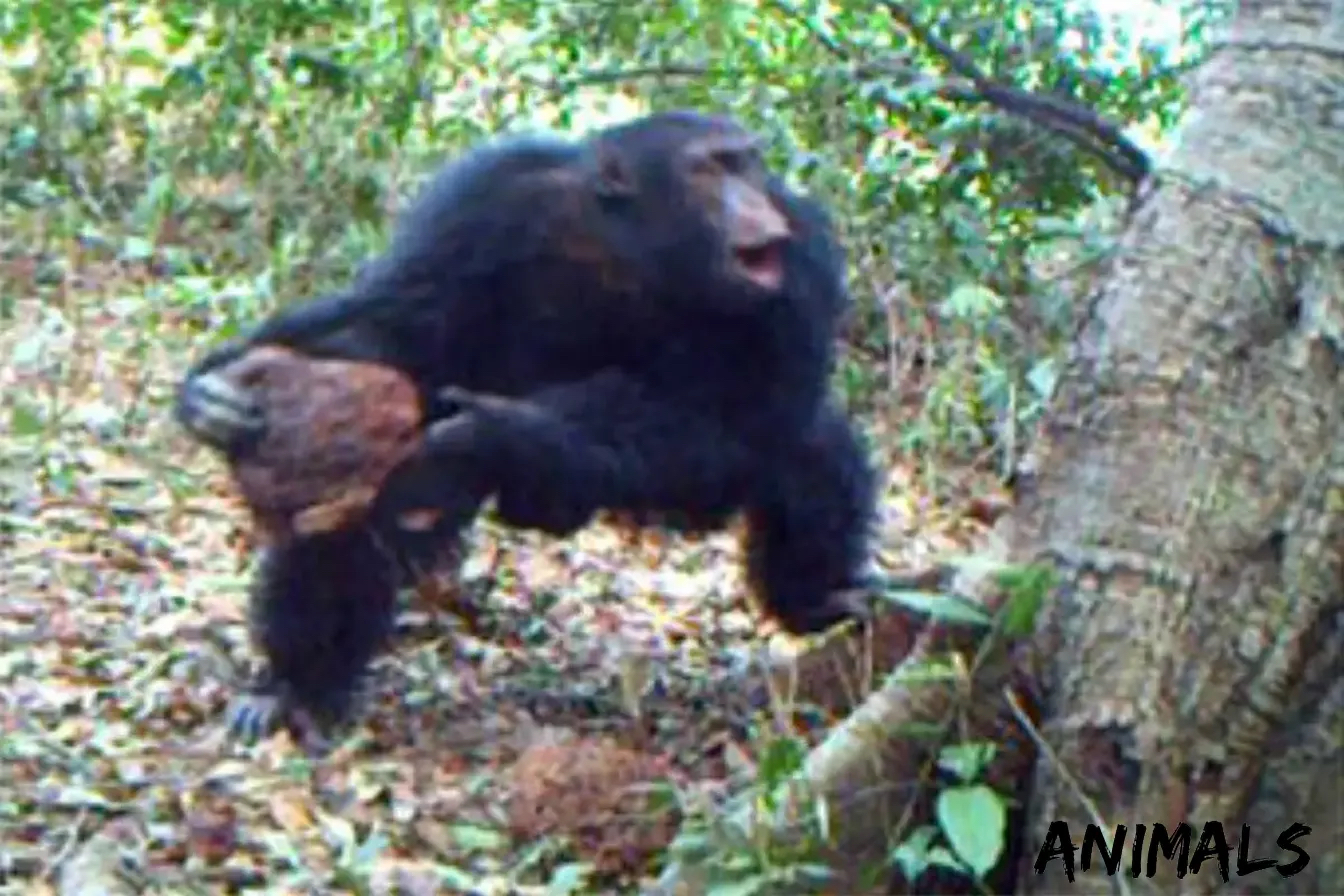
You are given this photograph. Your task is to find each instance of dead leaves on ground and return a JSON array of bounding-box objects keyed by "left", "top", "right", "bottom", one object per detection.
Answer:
[{"left": 0, "top": 260, "right": 1004, "bottom": 892}]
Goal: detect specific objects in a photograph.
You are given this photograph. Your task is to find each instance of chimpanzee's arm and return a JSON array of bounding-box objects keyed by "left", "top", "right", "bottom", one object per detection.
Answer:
[
  {"left": 174, "top": 288, "right": 408, "bottom": 456},
  {"left": 372, "top": 370, "right": 755, "bottom": 538}
]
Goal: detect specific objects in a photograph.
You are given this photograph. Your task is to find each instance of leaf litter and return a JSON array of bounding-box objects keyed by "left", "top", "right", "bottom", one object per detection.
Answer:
[{"left": 0, "top": 258, "right": 1004, "bottom": 894}]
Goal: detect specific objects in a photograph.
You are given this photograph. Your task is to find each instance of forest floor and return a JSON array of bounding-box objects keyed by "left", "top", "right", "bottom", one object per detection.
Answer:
[{"left": 0, "top": 251, "right": 1003, "bottom": 894}]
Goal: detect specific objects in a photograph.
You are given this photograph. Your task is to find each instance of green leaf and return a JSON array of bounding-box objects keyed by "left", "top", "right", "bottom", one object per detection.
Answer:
[
  {"left": 447, "top": 823, "right": 509, "bottom": 851},
  {"left": 756, "top": 734, "right": 807, "bottom": 788},
  {"left": 996, "top": 563, "right": 1057, "bottom": 637},
  {"left": 941, "top": 283, "right": 1004, "bottom": 321},
  {"left": 937, "top": 742, "right": 997, "bottom": 784},
  {"left": 10, "top": 404, "right": 45, "bottom": 437},
  {"left": 121, "top": 47, "right": 166, "bottom": 70},
  {"left": 352, "top": 827, "right": 388, "bottom": 865},
  {"left": 890, "top": 824, "right": 940, "bottom": 881},
  {"left": 879, "top": 589, "right": 992, "bottom": 627},
  {"left": 546, "top": 862, "right": 594, "bottom": 894},
  {"left": 707, "top": 876, "right": 773, "bottom": 896},
  {"left": 120, "top": 236, "right": 155, "bottom": 262},
  {"left": 1026, "top": 358, "right": 1059, "bottom": 401},
  {"left": 438, "top": 865, "right": 483, "bottom": 889},
  {"left": 936, "top": 784, "right": 1007, "bottom": 880}
]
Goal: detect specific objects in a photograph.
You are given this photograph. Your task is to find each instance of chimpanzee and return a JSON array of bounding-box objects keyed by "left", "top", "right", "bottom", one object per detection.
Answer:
[{"left": 175, "top": 110, "right": 879, "bottom": 748}]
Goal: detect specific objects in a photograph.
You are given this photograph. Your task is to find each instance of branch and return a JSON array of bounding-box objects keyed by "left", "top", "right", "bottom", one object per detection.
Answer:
[
  {"left": 646, "top": 550, "right": 1040, "bottom": 894},
  {"left": 441, "top": 63, "right": 720, "bottom": 105},
  {"left": 534, "top": 63, "right": 716, "bottom": 94},
  {"left": 769, "top": 0, "right": 1150, "bottom": 182},
  {"left": 878, "top": 1, "right": 1151, "bottom": 183}
]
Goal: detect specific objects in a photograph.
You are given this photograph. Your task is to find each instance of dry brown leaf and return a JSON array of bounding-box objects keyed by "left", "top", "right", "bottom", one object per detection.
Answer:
[
  {"left": 0, "top": 259, "right": 973, "bottom": 893},
  {"left": 268, "top": 790, "right": 315, "bottom": 834}
]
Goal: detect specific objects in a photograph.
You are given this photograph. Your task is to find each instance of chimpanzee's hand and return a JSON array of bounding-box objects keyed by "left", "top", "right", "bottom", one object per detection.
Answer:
[
  {"left": 175, "top": 338, "right": 267, "bottom": 455},
  {"left": 369, "top": 393, "right": 497, "bottom": 534}
]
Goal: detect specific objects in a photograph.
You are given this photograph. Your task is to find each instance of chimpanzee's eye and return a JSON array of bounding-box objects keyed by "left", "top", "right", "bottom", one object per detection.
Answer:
[{"left": 712, "top": 150, "right": 747, "bottom": 175}]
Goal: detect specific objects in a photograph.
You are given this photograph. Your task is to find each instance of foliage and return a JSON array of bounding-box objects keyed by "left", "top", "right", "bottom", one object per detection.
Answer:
[
  {"left": 2, "top": 0, "right": 1205, "bottom": 451},
  {"left": 891, "top": 742, "right": 1007, "bottom": 885},
  {"left": 0, "top": 0, "right": 1212, "bottom": 890}
]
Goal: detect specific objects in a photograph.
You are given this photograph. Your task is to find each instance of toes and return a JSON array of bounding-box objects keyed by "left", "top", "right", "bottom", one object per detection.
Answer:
[
  {"left": 225, "top": 691, "right": 343, "bottom": 755},
  {"left": 831, "top": 587, "right": 874, "bottom": 621},
  {"left": 286, "top": 707, "right": 335, "bottom": 756},
  {"left": 821, "top": 589, "right": 879, "bottom": 633},
  {"left": 226, "top": 693, "right": 285, "bottom": 743},
  {"left": 772, "top": 590, "right": 871, "bottom": 637}
]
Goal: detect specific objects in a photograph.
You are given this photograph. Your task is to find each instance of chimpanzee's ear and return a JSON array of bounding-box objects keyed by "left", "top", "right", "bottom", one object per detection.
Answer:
[{"left": 586, "top": 139, "right": 637, "bottom": 199}]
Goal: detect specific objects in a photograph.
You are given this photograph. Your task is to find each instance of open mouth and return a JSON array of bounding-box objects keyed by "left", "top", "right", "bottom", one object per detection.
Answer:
[{"left": 732, "top": 240, "right": 787, "bottom": 291}]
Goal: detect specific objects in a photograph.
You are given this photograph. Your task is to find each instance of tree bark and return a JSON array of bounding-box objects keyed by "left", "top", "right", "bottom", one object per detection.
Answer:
[
  {"left": 652, "top": 0, "right": 1344, "bottom": 893},
  {"left": 1018, "top": 1, "right": 1344, "bottom": 890}
]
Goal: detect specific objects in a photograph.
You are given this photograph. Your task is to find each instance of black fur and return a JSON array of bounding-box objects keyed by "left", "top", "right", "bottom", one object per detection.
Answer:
[
  {"left": 175, "top": 110, "right": 879, "bottom": 745},
  {"left": 227, "top": 519, "right": 460, "bottom": 747},
  {"left": 240, "top": 528, "right": 399, "bottom": 738},
  {"left": 742, "top": 402, "right": 876, "bottom": 634}
]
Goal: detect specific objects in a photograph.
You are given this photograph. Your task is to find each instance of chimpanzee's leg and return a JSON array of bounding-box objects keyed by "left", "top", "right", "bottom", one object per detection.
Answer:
[
  {"left": 741, "top": 402, "right": 878, "bottom": 635},
  {"left": 229, "top": 520, "right": 459, "bottom": 751}
]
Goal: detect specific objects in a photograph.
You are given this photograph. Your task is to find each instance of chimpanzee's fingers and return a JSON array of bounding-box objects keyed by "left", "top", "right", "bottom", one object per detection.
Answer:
[{"left": 175, "top": 370, "right": 266, "bottom": 453}]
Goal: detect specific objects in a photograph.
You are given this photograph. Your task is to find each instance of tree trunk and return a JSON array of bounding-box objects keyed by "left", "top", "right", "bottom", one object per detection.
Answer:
[
  {"left": 652, "top": 0, "right": 1344, "bottom": 893},
  {"left": 1017, "top": 0, "right": 1344, "bottom": 890}
]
